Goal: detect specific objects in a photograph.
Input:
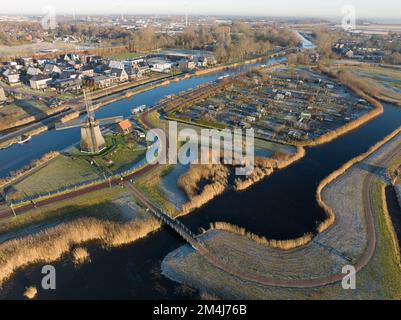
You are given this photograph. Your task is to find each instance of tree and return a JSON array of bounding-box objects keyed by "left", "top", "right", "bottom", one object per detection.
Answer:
[{"left": 388, "top": 52, "right": 401, "bottom": 65}]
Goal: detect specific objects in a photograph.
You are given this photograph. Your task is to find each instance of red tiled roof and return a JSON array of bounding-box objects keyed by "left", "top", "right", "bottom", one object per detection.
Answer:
[{"left": 118, "top": 119, "right": 132, "bottom": 130}]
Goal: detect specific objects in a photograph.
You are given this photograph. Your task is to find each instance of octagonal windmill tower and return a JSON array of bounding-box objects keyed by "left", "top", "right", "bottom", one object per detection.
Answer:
[{"left": 56, "top": 90, "right": 122, "bottom": 154}]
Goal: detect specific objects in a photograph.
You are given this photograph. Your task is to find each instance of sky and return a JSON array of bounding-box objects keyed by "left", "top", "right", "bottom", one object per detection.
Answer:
[{"left": 1, "top": 0, "right": 400, "bottom": 20}]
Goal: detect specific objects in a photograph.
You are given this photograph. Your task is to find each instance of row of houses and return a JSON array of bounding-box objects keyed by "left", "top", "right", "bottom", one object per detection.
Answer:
[
  {"left": 1, "top": 50, "right": 217, "bottom": 92},
  {"left": 0, "top": 53, "right": 148, "bottom": 92},
  {"left": 332, "top": 39, "right": 389, "bottom": 62}
]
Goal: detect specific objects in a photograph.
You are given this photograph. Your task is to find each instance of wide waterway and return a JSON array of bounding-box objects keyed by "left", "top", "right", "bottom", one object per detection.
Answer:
[{"left": 1, "top": 58, "right": 401, "bottom": 299}]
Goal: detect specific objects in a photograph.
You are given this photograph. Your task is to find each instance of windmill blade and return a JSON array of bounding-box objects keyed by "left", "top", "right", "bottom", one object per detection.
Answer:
[
  {"left": 55, "top": 118, "right": 85, "bottom": 130},
  {"left": 98, "top": 116, "right": 124, "bottom": 125}
]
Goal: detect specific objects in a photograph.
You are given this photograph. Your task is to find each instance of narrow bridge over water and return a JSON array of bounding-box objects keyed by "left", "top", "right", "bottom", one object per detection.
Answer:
[{"left": 125, "top": 182, "right": 205, "bottom": 250}]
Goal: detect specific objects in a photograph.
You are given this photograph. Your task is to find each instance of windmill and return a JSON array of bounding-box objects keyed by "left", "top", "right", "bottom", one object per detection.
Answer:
[{"left": 56, "top": 90, "right": 123, "bottom": 154}]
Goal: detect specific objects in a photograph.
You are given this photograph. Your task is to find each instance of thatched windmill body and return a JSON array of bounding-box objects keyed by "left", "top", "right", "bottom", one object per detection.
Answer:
[{"left": 56, "top": 91, "right": 122, "bottom": 154}]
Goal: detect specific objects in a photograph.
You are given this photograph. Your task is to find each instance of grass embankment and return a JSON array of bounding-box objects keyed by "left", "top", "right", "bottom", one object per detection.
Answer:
[
  {"left": 5, "top": 155, "right": 100, "bottom": 201},
  {"left": 368, "top": 180, "right": 401, "bottom": 298},
  {"left": 135, "top": 164, "right": 179, "bottom": 218},
  {"left": 330, "top": 63, "right": 401, "bottom": 106},
  {"left": 316, "top": 126, "right": 401, "bottom": 233},
  {"left": 209, "top": 222, "right": 312, "bottom": 251},
  {"left": 0, "top": 187, "right": 125, "bottom": 236},
  {"left": 0, "top": 186, "right": 161, "bottom": 287},
  {"left": 0, "top": 151, "right": 60, "bottom": 190},
  {"left": 163, "top": 178, "right": 401, "bottom": 299}
]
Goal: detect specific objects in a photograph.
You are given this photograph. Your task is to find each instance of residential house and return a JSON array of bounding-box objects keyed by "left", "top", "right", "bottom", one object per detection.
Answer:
[
  {"left": 195, "top": 56, "right": 208, "bottom": 67},
  {"left": 43, "top": 63, "right": 62, "bottom": 75},
  {"left": 109, "top": 60, "right": 125, "bottom": 70},
  {"left": 54, "top": 78, "right": 82, "bottom": 93},
  {"left": 2, "top": 68, "right": 20, "bottom": 85},
  {"left": 147, "top": 58, "right": 173, "bottom": 73},
  {"left": 94, "top": 64, "right": 111, "bottom": 75},
  {"left": 179, "top": 60, "right": 196, "bottom": 72},
  {"left": 26, "top": 67, "right": 42, "bottom": 77},
  {"left": 29, "top": 74, "right": 52, "bottom": 90},
  {"left": 345, "top": 50, "right": 354, "bottom": 58},
  {"left": 116, "top": 119, "right": 133, "bottom": 135},
  {"left": 134, "top": 59, "right": 150, "bottom": 74},
  {"left": 110, "top": 68, "right": 128, "bottom": 82},
  {"left": 93, "top": 75, "right": 114, "bottom": 88},
  {"left": 59, "top": 70, "right": 78, "bottom": 80},
  {"left": 81, "top": 66, "right": 94, "bottom": 78}
]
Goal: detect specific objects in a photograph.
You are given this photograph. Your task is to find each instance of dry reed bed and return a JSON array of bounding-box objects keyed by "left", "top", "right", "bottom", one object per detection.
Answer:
[
  {"left": 178, "top": 164, "right": 229, "bottom": 214},
  {"left": 316, "top": 126, "right": 401, "bottom": 233},
  {"left": 72, "top": 247, "right": 91, "bottom": 266},
  {"left": 23, "top": 286, "right": 37, "bottom": 299},
  {"left": 234, "top": 158, "right": 275, "bottom": 191},
  {"left": 209, "top": 222, "right": 313, "bottom": 251},
  {"left": 178, "top": 147, "right": 306, "bottom": 213},
  {"left": 0, "top": 217, "right": 161, "bottom": 287}
]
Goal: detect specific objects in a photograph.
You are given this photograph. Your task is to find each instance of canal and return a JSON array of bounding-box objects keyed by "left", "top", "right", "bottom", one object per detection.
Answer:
[{"left": 1, "top": 55, "right": 401, "bottom": 299}]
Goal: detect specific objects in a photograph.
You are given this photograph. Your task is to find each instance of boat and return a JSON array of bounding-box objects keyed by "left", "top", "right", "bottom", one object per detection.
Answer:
[
  {"left": 131, "top": 105, "right": 147, "bottom": 114},
  {"left": 218, "top": 74, "right": 230, "bottom": 80},
  {"left": 17, "top": 135, "right": 32, "bottom": 144}
]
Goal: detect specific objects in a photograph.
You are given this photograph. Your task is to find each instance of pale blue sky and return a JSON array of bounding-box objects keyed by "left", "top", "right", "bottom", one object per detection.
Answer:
[{"left": 1, "top": 0, "right": 400, "bottom": 19}]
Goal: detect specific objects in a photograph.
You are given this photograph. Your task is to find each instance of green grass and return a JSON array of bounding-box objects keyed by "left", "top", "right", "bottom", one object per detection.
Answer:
[
  {"left": 366, "top": 179, "right": 401, "bottom": 299},
  {"left": 331, "top": 64, "right": 401, "bottom": 102},
  {"left": 135, "top": 164, "right": 179, "bottom": 218},
  {"left": 7, "top": 155, "right": 100, "bottom": 200},
  {"left": 0, "top": 187, "right": 126, "bottom": 236},
  {"left": 108, "top": 50, "right": 159, "bottom": 60},
  {"left": 72, "top": 133, "right": 147, "bottom": 174},
  {"left": 92, "top": 134, "right": 146, "bottom": 173}
]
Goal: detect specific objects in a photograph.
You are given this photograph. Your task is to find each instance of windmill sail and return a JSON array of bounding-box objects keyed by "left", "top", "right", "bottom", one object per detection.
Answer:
[
  {"left": 54, "top": 89, "right": 126, "bottom": 154},
  {"left": 55, "top": 118, "right": 86, "bottom": 130}
]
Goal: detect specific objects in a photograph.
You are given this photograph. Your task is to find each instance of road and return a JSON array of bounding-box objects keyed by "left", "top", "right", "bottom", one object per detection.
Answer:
[
  {"left": 0, "top": 73, "right": 179, "bottom": 146},
  {"left": 0, "top": 99, "right": 163, "bottom": 221},
  {"left": 2, "top": 52, "right": 394, "bottom": 289}
]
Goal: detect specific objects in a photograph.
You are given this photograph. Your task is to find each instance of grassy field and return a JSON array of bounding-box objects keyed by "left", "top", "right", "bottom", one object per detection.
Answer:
[
  {"left": 68, "top": 133, "right": 147, "bottom": 174},
  {"left": 330, "top": 63, "right": 401, "bottom": 103},
  {"left": 0, "top": 187, "right": 127, "bottom": 236},
  {"left": 135, "top": 164, "right": 179, "bottom": 218},
  {"left": 162, "top": 178, "right": 401, "bottom": 299},
  {"left": 108, "top": 50, "right": 160, "bottom": 60},
  {"left": 91, "top": 134, "right": 146, "bottom": 173},
  {"left": 6, "top": 155, "right": 100, "bottom": 200},
  {"left": 162, "top": 130, "right": 401, "bottom": 299},
  {"left": 0, "top": 99, "right": 51, "bottom": 131}
]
